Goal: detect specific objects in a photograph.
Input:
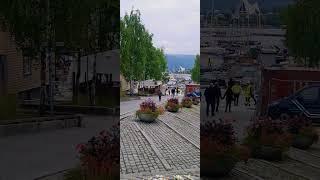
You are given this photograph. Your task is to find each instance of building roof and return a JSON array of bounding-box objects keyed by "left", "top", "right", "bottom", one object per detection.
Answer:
[{"left": 233, "top": 0, "right": 261, "bottom": 18}]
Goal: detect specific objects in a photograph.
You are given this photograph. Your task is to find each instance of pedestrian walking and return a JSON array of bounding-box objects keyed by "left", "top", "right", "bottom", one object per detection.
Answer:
[
  {"left": 213, "top": 82, "right": 222, "bottom": 112},
  {"left": 158, "top": 90, "right": 162, "bottom": 102},
  {"left": 208, "top": 58, "right": 212, "bottom": 70},
  {"left": 244, "top": 83, "right": 251, "bottom": 106},
  {"left": 228, "top": 78, "right": 234, "bottom": 87},
  {"left": 223, "top": 85, "right": 234, "bottom": 112},
  {"left": 171, "top": 88, "right": 175, "bottom": 97},
  {"left": 204, "top": 83, "right": 216, "bottom": 116},
  {"left": 249, "top": 82, "right": 257, "bottom": 105},
  {"left": 232, "top": 82, "right": 241, "bottom": 106}
]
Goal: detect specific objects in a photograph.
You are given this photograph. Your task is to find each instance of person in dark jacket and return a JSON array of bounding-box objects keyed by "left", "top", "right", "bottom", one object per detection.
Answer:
[
  {"left": 249, "top": 82, "right": 257, "bottom": 105},
  {"left": 223, "top": 85, "right": 234, "bottom": 112},
  {"left": 204, "top": 83, "right": 216, "bottom": 116},
  {"left": 228, "top": 78, "right": 234, "bottom": 88},
  {"left": 171, "top": 88, "right": 175, "bottom": 97},
  {"left": 213, "top": 82, "right": 222, "bottom": 112},
  {"left": 158, "top": 90, "right": 162, "bottom": 102}
]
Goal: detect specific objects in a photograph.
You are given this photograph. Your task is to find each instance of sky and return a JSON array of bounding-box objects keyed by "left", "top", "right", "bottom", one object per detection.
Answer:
[{"left": 120, "top": 0, "right": 200, "bottom": 55}]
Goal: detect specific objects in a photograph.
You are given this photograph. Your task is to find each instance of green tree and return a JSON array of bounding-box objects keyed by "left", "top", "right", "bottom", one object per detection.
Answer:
[
  {"left": 281, "top": 0, "right": 320, "bottom": 67},
  {"left": 121, "top": 9, "right": 167, "bottom": 94},
  {"left": 0, "top": 0, "right": 119, "bottom": 106},
  {"left": 191, "top": 55, "right": 200, "bottom": 83}
]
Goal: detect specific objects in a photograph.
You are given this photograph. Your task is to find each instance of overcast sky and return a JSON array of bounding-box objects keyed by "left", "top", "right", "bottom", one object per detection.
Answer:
[{"left": 120, "top": 0, "right": 200, "bottom": 55}]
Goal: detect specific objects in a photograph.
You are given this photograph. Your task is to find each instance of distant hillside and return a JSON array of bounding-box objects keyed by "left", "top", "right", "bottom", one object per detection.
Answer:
[
  {"left": 201, "top": 0, "right": 294, "bottom": 13},
  {"left": 166, "top": 54, "right": 196, "bottom": 72}
]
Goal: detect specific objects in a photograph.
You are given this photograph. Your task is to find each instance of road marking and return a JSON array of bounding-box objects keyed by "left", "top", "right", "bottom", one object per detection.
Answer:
[{"left": 133, "top": 121, "right": 172, "bottom": 171}]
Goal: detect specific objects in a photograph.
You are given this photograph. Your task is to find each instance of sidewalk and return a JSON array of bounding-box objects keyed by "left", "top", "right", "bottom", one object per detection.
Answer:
[
  {"left": 0, "top": 115, "right": 117, "bottom": 180},
  {"left": 120, "top": 104, "right": 200, "bottom": 179}
]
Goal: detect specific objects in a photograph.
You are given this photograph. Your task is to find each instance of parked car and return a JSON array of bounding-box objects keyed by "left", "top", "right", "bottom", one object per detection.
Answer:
[
  {"left": 186, "top": 91, "right": 200, "bottom": 98},
  {"left": 267, "top": 85, "right": 320, "bottom": 123}
]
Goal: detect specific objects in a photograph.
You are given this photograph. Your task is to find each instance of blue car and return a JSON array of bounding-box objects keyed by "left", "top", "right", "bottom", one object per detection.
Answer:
[
  {"left": 267, "top": 85, "right": 320, "bottom": 122},
  {"left": 186, "top": 92, "right": 200, "bottom": 98}
]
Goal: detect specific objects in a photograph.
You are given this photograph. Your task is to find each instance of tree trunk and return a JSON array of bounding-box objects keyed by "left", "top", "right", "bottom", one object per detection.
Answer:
[
  {"left": 92, "top": 53, "right": 97, "bottom": 105},
  {"left": 39, "top": 49, "right": 46, "bottom": 115},
  {"left": 73, "top": 51, "right": 81, "bottom": 104}
]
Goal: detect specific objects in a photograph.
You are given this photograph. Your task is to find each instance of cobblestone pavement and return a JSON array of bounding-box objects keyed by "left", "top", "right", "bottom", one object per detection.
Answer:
[
  {"left": 200, "top": 88, "right": 255, "bottom": 141},
  {"left": 120, "top": 105, "right": 200, "bottom": 179}
]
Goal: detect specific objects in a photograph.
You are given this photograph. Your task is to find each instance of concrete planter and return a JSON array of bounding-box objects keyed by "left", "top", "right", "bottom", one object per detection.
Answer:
[
  {"left": 166, "top": 106, "right": 179, "bottom": 113},
  {"left": 183, "top": 104, "right": 192, "bottom": 108},
  {"left": 292, "top": 135, "right": 314, "bottom": 150},
  {"left": 137, "top": 113, "right": 157, "bottom": 122},
  {"left": 252, "top": 145, "right": 284, "bottom": 161}
]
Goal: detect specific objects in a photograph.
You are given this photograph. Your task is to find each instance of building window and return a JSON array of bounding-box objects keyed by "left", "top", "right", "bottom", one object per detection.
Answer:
[{"left": 23, "top": 56, "right": 32, "bottom": 76}]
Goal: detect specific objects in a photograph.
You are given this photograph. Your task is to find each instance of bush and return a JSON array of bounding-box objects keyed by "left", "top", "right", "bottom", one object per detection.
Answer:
[{"left": 74, "top": 123, "right": 120, "bottom": 179}]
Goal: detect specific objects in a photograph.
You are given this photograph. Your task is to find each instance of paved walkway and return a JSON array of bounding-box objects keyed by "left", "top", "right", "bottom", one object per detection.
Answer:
[
  {"left": 120, "top": 105, "right": 200, "bottom": 179},
  {"left": 200, "top": 88, "right": 256, "bottom": 141},
  {"left": 0, "top": 115, "right": 118, "bottom": 180}
]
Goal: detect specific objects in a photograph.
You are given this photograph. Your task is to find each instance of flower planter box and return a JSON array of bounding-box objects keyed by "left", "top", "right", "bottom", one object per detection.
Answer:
[
  {"left": 201, "top": 156, "right": 237, "bottom": 177},
  {"left": 137, "top": 113, "right": 157, "bottom": 122},
  {"left": 167, "top": 107, "right": 179, "bottom": 113},
  {"left": 292, "top": 135, "right": 314, "bottom": 150},
  {"left": 252, "top": 145, "right": 284, "bottom": 161},
  {"left": 183, "top": 104, "right": 192, "bottom": 108}
]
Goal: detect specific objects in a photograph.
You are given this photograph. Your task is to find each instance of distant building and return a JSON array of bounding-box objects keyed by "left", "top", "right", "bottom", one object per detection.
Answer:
[{"left": 232, "top": 0, "right": 262, "bottom": 28}]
